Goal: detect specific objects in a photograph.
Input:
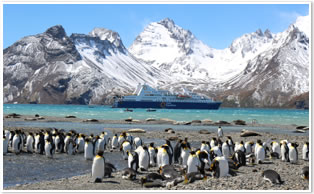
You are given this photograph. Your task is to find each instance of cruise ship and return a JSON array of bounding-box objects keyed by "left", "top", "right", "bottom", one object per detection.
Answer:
[{"left": 112, "top": 84, "right": 222, "bottom": 110}]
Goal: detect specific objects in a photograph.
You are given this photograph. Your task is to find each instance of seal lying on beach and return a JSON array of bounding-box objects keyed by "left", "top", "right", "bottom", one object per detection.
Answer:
[{"left": 240, "top": 130, "right": 261, "bottom": 137}]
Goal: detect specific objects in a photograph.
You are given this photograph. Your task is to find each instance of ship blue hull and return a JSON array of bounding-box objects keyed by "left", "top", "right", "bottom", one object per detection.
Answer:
[{"left": 113, "top": 100, "right": 221, "bottom": 110}]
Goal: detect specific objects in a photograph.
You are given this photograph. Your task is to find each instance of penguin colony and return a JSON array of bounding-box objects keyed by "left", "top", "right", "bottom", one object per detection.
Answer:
[{"left": 3, "top": 127, "right": 309, "bottom": 189}]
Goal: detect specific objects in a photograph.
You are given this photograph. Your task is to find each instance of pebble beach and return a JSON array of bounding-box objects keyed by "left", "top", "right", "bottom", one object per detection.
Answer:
[{"left": 3, "top": 114, "right": 310, "bottom": 191}]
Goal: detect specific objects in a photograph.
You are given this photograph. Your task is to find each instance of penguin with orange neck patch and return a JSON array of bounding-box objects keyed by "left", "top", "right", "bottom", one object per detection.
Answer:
[{"left": 92, "top": 151, "right": 105, "bottom": 183}]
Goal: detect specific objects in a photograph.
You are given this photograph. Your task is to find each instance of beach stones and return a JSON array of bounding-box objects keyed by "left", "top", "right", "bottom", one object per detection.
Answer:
[
  {"left": 199, "top": 129, "right": 211, "bottom": 134},
  {"left": 233, "top": 120, "right": 246, "bottom": 125},
  {"left": 65, "top": 115, "right": 76, "bottom": 118},
  {"left": 240, "top": 129, "right": 261, "bottom": 137},
  {"left": 128, "top": 128, "right": 146, "bottom": 133}
]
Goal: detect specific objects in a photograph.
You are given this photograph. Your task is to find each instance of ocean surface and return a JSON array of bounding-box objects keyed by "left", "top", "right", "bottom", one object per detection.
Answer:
[{"left": 3, "top": 104, "right": 309, "bottom": 126}]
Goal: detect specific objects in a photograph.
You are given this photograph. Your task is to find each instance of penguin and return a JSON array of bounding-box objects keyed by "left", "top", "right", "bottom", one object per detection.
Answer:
[
  {"left": 244, "top": 141, "right": 254, "bottom": 154},
  {"left": 270, "top": 141, "right": 281, "bottom": 157},
  {"left": 158, "top": 165, "right": 180, "bottom": 180},
  {"left": 182, "top": 137, "right": 191, "bottom": 150},
  {"left": 226, "top": 136, "right": 235, "bottom": 155},
  {"left": 210, "top": 156, "right": 229, "bottom": 178},
  {"left": 301, "top": 166, "right": 309, "bottom": 180},
  {"left": 157, "top": 145, "right": 170, "bottom": 167},
  {"left": 63, "top": 133, "right": 72, "bottom": 153},
  {"left": 3, "top": 135, "right": 9, "bottom": 155},
  {"left": 302, "top": 142, "right": 309, "bottom": 161},
  {"left": 65, "top": 138, "right": 76, "bottom": 155},
  {"left": 92, "top": 151, "right": 105, "bottom": 183},
  {"left": 111, "top": 134, "right": 119, "bottom": 149},
  {"left": 232, "top": 150, "right": 246, "bottom": 167},
  {"left": 84, "top": 138, "right": 94, "bottom": 160},
  {"left": 121, "top": 168, "right": 136, "bottom": 180},
  {"left": 104, "top": 162, "right": 116, "bottom": 178},
  {"left": 126, "top": 133, "right": 133, "bottom": 145},
  {"left": 184, "top": 171, "right": 207, "bottom": 184},
  {"left": 235, "top": 141, "right": 246, "bottom": 153},
  {"left": 76, "top": 134, "right": 85, "bottom": 154},
  {"left": 197, "top": 150, "right": 211, "bottom": 175},
  {"left": 97, "top": 136, "right": 106, "bottom": 153},
  {"left": 118, "top": 132, "right": 127, "bottom": 146},
  {"left": 262, "top": 170, "right": 284, "bottom": 184},
  {"left": 222, "top": 140, "right": 230, "bottom": 158},
  {"left": 255, "top": 142, "right": 265, "bottom": 164},
  {"left": 148, "top": 142, "right": 157, "bottom": 167},
  {"left": 217, "top": 126, "right": 223, "bottom": 138},
  {"left": 54, "top": 132, "right": 62, "bottom": 153},
  {"left": 26, "top": 132, "right": 35, "bottom": 153},
  {"left": 289, "top": 142, "right": 298, "bottom": 164},
  {"left": 210, "top": 137, "right": 218, "bottom": 148},
  {"left": 180, "top": 142, "right": 190, "bottom": 167},
  {"left": 138, "top": 146, "right": 150, "bottom": 171},
  {"left": 211, "top": 146, "right": 223, "bottom": 157},
  {"left": 200, "top": 141, "right": 210, "bottom": 153},
  {"left": 187, "top": 151, "right": 200, "bottom": 174},
  {"left": 165, "top": 139, "right": 174, "bottom": 163},
  {"left": 45, "top": 139, "right": 55, "bottom": 158},
  {"left": 120, "top": 140, "right": 132, "bottom": 160},
  {"left": 280, "top": 141, "right": 290, "bottom": 162},
  {"left": 173, "top": 139, "right": 183, "bottom": 164},
  {"left": 12, "top": 130, "right": 22, "bottom": 154},
  {"left": 127, "top": 151, "right": 139, "bottom": 172},
  {"left": 133, "top": 137, "right": 143, "bottom": 149}
]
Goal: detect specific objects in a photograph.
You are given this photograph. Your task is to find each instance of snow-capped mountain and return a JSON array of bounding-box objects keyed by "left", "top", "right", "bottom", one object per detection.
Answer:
[
  {"left": 3, "top": 15, "right": 310, "bottom": 107},
  {"left": 129, "top": 16, "right": 310, "bottom": 107},
  {"left": 4, "top": 25, "right": 169, "bottom": 104}
]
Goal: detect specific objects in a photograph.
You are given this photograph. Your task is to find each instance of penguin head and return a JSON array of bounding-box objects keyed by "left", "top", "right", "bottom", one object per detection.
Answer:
[
  {"left": 140, "top": 177, "right": 147, "bottom": 187},
  {"left": 97, "top": 150, "right": 104, "bottom": 157},
  {"left": 149, "top": 142, "right": 154, "bottom": 147}
]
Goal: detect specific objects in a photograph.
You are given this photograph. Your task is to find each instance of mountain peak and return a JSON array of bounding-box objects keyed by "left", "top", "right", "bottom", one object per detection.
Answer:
[
  {"left": 158, "top": 17, "right": 176, "bottom": 29},
  {"left": 255, "top": 29, "right": 263, "bottom": 36},
  {"left": 293, "top": 15, "right": 310, "bottom": 37},
  {"left": 45, "top": 25, "right": 66, "bottom": 39},
  {"left": 89, "top": 28, "right": 122, "bottom": 46}
]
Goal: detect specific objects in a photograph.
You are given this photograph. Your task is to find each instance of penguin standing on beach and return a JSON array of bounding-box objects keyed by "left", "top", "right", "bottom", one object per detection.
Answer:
[
  {"left": 289, "top": 143, "right": 298, "bottom": 164},
  {"left": 227, "top": 136, "right": 235, "bottom": 155},
  {"left": 3, "top": 135, "right": 9, "bottom": 155},
  {"left": 255, "top": 142, "right": 265, "bottom": 164},
  {"left": 210, "top": 156, "right": 229, "bottom": 178},
  {"left": 280, "top": 141, "right": 290, "bottom": 162},
  {"left": 120, "top": 140, "right": 132, "bottom": 160},
  {"left": 270, "top": 141, "right": 281, "bottom": 157},
  {"left": 45, "top": 139, "right": 55, "bottom": 158},
  {"left": 111, "top": 134, "right": 119, "bottom": 149},
  {"left": 92, "top": 151, "right": 105, "bottom": 183},
  {"left": 65, "top": 138, "right": 76, "bottom": 155},
  {"left": 12, "top": 130, "right": 22, "bottom": 154},
  {"left": 148, "top": 143, "right": 157, "bottom": 167},
  {"left": 222, "top": 140, "right": 230, "bottom": 158},
  {"left": 76, "top": 134, "right": 85, "bottom": 154},
  {"left": 302, "top": 142, "right": 309, "bottom": 161},
  {"left": 127, "top": 151, "right": 139, "bottom": 172},
  {"left": 180, "top": 142, "right": 190, "bottom": 167},
  {"left": 187, "top": 151, "right": 200, "bottom": 174},
  {"left": 84, "top": 138, "right": 94, "bottom": 160},
  {"left": 133, "top": 137, "right": 143, "bottom": 149},
  {"left": 26, "top": 132, "right": 35, "bottom": 153},
  {"left": 244, "top": 141, "right": 254, "bottom": 154},
  {"left": 157, "top": 145, "right": 170, "bottom": 167},
  {"left": 200, "top": 141, "right": 210, "bottom": 153},
  {"left": 173, "top": 139, "right": 183, "bottom": 164},
  {"left": 217, "top": 126, "right": 223, "bottom": 138},
  {"left": 138, "top": 146, "right": 150, "bottom": 171},
  {"left": 54, "top": 132, "right": 64, "bottom": 153}
]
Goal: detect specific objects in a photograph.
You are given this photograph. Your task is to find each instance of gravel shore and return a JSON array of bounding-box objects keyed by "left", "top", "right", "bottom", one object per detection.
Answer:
[{"left": 3, "top": 115, "right": 310, "bottom": 191}]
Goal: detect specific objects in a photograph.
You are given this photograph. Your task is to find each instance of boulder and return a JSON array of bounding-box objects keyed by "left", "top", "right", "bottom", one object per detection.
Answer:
[
  {"left": 146, "top": 118, "right": 156, "bottom": 122},
  {"left": 128, "top": 128, "right": 146, "bottom": 133}
]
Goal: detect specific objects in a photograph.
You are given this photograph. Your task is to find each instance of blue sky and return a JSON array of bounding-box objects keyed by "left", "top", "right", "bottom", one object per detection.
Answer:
[{"left": 3, "top": 4, "right": 309, "bottom": 49}]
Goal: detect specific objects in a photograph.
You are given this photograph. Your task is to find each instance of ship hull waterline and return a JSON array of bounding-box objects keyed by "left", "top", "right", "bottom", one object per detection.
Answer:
[{"left": 113, "top": 101, "right": 222, "bottom": 110}]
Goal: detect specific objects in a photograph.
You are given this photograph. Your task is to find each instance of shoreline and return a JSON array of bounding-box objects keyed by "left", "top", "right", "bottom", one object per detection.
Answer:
[{"left": 4, "top": 122, "right": 310, "bottom": 190}]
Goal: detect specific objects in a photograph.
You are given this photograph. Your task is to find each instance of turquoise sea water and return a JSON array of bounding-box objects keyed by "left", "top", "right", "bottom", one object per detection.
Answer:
[{"left": 3, "top": 104, "right": 309, "bottom": 126}]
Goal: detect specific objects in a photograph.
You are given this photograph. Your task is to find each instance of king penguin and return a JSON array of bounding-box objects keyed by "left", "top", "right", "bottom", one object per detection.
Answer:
[
  {"left": 120, "top": 140, "right": 132, "bottom": 160},
  {"left": 133, "top": 137, "right": 143, "bottom": 149},
  {"left": 26, "top": 132, "right": 35, "bottom": 153},
  {"left": 127, "top": 151, "right": 139, "bottom": 172},
  {"left": 217, "top": 126, "right": 223, "bottom": 138},
  {"left": 92, "top": 151, "right": 105, "bottom": 183},
  {"left": 262, "top": 169, "right": 284, "bottom": 184},
  {"left": 12, "top": 130, "right": 22, "bottom": 154},
  {"left": 180, "top": 142, "right": 190, "bottom": 167},
  {"left": 148, "top": 142, "right": 157, "bottom": 167},
  {"left": 222, "top": 140, "right": 230, "bottom": 158},
  {"left": 3, "top": 135, "right": 9, "bottom": 155},
  {"left": 157, "top": 145, "right": 170, "bottom": 167},
  {"left": 138, "top": 146, "right": 150, "bottom": 171},
  {"left": 111, "top": 134, "right": 119, "bottom": 149},
  {"left": 289, "top": 142, "right": 298, "bottom": 164},
  {"left": 45, "top": 138, "right": 55, "bottom": 158},
  {"left": 210, "top": 156, "right": 229, "bottom": 178},
  {"left": 187, "top": 151, "right": 200, "bottom": 174},
  {"left": 302, "top": 142, "right": 309, "bottom": 161},
  {"left": 255, "top": 142, "right": 265, "bottom": 164},
  {"left": 76, "top": 134, "right": 85, "bottom": 154},
  {"left": 270, "top": 141, "right": 281, "bottom": 157},
  {"left": 280, "top": 141, "right": 289, "bottom": 162},
  {"left": 84, "top": 138, "right": 94, "bottom": 160}
]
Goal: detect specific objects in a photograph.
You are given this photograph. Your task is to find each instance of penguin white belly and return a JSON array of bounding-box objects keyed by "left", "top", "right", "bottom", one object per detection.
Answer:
[
  {"left": 77, "top": 138, "right": 84, "bottom": 153},
  {"left": 244, "top": 143, "right": 252, "bottom": 154},
  {"left": 218, "top": 128, "right": 223, "bottom": 137},
  {"left": 3, "top": 138, "right": 9, "bottom": 154},
  {"left": 187, "top": 155, "right": 200, "bottom": 173},
  {"left": 210, "top": 140, "right": 216, "bottom": 148},
  {"left": 54, "top": 136, "right": 61, "bottom": 152},
  {"left": 222, "top": 143, "right": 230, "bottom": 157},
  {"left": 133, "top": 137, "right": 142, "bottom": 148},
  {"left": 5, "top": 130, "right": 10, "bottom": 139},
  {"left": 128, "top": 153, "right": 134, "bottom": 168},
  {"left": 122, "top": 142, "right": 131, "bottom": 160},
  {"left": 281, "top": 146, "right": 287, "bottom": 161},
  {"left": 67, "top": 143, "right": 74, "bottom": 155},
  {"left": 160, "top": 151, "right": 169, "bottom": 167},
  {"left": 92, "top": 156, "right": 105, "bottom": 181},
  {"left": 272, "top": 144, "right": 281, "bottom": 155},
  {"left": 180, "top": 149, "right": 190, "bottom": 167},
  {"left": 26, "top": 136, "right": 34, "bottom": 152},
  {"left": 213, "top": 146, "right": 222, "bottom": 156},
  {"left": 34, "top": 136, "right": 40, "bottom": 153},
  {"left": 118, "top": 136, "right": 125, "bottom": 146},
  {"left": 148, "top": 148, "right": 156, "bottom": 166},
  {"left": 289, "top": 148, "right": 297, "bottom": 164},
  {"left": 256, "top": 146, "right": 265, "bottom": 163},
  {"left": 12, "top": 135, "right": 21, "bottom": 153},
  {"left": 139, "top": 151, "right": 149, "bottom": 170},
  {"left": 216, "top": 157, "right": 229, "bottom": 177},
  {"left": 302, "top": 145, "right": 308, "bottom": 160},
  {"left": 45, "top": 143, "right": 53, "bottom": 158},
  {"left": 111, "top": 137, "right": 118, "bottom": 149},
  {"left": 84, "top": 142, "right": 94, "bottom": 160},
  {"left": 64, "top": 137, "right": 70, "bottom": 151},
  {"left": 97, "top": 138, "right": 106, "bottom": 152}
]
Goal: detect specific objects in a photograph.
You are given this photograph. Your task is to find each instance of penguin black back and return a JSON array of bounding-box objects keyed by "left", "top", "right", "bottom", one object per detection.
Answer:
[{"left": 262, "top": 169, "right": 284, "bottom": 184}]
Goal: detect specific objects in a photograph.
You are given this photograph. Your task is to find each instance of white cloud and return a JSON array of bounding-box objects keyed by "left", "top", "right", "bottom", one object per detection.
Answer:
[{"left": 279, "top": 11, "right": 301, "bottom": 24}]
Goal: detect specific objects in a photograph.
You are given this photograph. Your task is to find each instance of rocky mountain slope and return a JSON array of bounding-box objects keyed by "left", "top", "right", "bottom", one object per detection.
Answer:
[{"left": 4, "top": 16, "right": 310, "bottom": 107}]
